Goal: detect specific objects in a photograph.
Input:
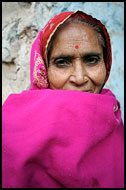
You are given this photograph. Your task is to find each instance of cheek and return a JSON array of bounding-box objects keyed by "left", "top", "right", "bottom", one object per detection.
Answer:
[
  {"left": 48, "top": 67, "right": 68, "bottom": 89},
  {"left": 88, "top": 64, "right": 106, "bottom": 85}
]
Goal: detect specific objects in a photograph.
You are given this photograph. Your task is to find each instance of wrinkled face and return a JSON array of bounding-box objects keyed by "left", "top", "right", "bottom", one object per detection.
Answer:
[{"left": 47, "top": 22, "right": 106, "bottom": 93}]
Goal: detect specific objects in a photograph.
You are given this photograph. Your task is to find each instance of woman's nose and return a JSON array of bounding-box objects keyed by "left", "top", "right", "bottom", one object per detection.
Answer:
[{"left": 69, "top": 61, "right": 88, "bottom": 85}]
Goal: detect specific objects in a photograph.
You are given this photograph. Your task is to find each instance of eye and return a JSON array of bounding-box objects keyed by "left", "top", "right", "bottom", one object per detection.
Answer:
[
  {"left": 54, "top": 59, "right": 70, "bottom": 67},
  {"left": 86, "top": 57, "right": 100, "bottom": 64}
]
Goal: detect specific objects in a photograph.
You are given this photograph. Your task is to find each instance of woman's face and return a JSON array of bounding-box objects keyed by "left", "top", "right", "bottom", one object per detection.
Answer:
[{"left": 47, "top": 22, "right": 106, "bottom": 93}]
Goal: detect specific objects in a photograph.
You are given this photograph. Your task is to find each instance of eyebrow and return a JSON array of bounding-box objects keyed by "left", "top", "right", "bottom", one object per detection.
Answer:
[{"left": 50, "top": 52, "right": 102, "bottom": 62}]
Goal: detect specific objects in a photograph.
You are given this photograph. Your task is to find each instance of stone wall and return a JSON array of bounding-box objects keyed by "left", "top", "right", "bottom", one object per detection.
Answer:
[{"left": 2, "top": 2, "right": 124, "bottom": 121}]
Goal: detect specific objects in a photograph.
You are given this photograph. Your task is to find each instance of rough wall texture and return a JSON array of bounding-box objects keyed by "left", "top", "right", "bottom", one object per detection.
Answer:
[{"left": 2, "top": 2, "right": 124, "bottom": 121}]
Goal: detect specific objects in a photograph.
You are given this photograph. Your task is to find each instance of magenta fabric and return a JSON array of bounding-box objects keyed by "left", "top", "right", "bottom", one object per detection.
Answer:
[{"left": 2, "top": 88, "right": 124, "bottom": 188}]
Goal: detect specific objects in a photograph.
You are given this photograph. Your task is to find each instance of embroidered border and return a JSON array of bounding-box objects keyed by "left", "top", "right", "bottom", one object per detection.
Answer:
[{"left": 33, "top": 50, "right": 48, "bottom": 89}]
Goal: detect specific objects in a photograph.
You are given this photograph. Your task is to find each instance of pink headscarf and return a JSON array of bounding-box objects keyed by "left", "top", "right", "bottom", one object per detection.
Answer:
[{"left": 2, "top": 10, "right": 124, "bottom": 188}]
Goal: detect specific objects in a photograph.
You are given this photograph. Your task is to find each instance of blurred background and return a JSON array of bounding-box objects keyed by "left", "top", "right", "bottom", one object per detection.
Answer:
[{"left": 2, "top": 2, "right": 124, "bottom": 122}]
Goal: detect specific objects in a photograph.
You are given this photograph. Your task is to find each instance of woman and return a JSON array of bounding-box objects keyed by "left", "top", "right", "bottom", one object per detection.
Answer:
[{"left": 2, "top": 10, "right": 124, "bottom": 188}]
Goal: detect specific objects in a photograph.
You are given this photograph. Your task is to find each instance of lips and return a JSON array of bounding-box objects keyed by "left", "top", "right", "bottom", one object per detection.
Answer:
[
  {"left": 65, "top": 87, "right": 94, "bottom": 93},
  {"left": 82, "top": 90, "right": 93, "bottom": 93},
  {"left": 70, "top": 88, "right": 93, "bottom": 93},
  {"left": 78, "top": 88, "right": 94, "bottom": 93},
  {"left": 75, "top": 88, "right": 93, "bottom": 92}
]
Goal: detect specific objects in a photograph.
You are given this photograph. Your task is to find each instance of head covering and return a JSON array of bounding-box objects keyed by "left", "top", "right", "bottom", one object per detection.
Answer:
[{"left": 30, "top": 10, "right": 112, "bottom": 90}]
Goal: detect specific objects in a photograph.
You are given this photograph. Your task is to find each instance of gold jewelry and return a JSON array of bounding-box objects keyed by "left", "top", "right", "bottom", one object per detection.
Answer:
[{"left": 83, "top": 76, "right": 88, "bottom": 82}]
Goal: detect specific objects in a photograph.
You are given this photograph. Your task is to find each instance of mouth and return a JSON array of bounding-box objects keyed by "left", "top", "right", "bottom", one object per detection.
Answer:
[
  {"left": 64, "top": 87, "right": 94, "bottom": 93},
  {"left": 71, "top": 89, "right": 94, "bottom": 93},
  {"left": 82, "top": 90, "right": 93, "bottom": 93}
]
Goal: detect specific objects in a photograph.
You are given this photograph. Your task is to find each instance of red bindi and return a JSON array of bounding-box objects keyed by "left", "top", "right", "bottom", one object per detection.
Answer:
[{"left": 75, "top": 45, "right": 79, "bottom": 49}]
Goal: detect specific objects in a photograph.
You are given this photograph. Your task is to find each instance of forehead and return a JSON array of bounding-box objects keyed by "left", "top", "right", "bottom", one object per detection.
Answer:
[{"left": 50, "top": 22, "right": 103, "bottom": 57}]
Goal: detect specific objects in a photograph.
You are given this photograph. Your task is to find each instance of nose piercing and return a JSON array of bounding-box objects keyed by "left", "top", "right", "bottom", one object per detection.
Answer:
[{"left": 83, "top": 76, "right": 88, "bottom": 82}]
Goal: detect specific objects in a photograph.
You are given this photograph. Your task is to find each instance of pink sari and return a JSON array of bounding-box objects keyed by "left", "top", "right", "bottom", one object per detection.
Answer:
[{"left": 2, "top": 10, "right": 124, "bottom": 188}]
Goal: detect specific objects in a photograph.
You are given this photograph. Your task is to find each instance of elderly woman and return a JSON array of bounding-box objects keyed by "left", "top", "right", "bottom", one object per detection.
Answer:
[{"left": 2, "top": 10, "right": 124, "bottom": 188}]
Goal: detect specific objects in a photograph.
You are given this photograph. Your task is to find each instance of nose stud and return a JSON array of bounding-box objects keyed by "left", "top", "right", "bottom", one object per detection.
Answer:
[{"left": 83, "top": 76, "right": 88, "bottom": 82}]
